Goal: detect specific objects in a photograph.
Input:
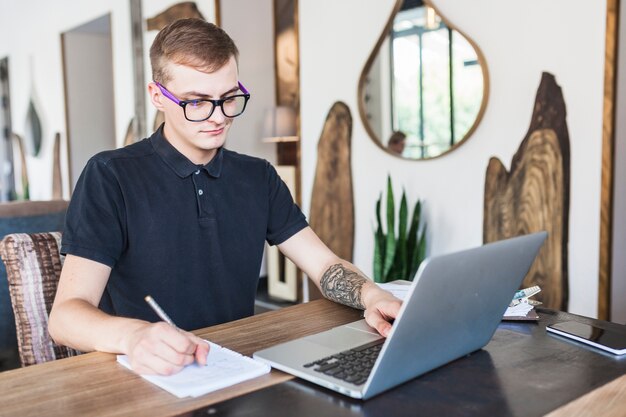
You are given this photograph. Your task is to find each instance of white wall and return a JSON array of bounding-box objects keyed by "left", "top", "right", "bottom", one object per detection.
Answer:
[
  {"left": 220, "top": 0, "right": 276, "bottom": 164},
  {"left": 300, "top": 0, "right": 607, "bottom": 318},
  {"left": 0, "top": 1, "right": 138, "bottom": 199}
]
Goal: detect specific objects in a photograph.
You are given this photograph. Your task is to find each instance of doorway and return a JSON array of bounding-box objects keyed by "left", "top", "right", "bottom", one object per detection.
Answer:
[{"left": 61, "top": 14, "right": 116, "bottom": 192}]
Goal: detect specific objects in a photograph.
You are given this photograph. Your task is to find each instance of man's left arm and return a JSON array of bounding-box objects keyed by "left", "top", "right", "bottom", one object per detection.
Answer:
[{"left": 277, "top": 227, "right": 402, "bottom": 337}]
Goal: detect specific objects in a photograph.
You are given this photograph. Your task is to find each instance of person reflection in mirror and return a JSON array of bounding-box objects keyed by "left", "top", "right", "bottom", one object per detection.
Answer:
[
  {"left": 387, "top": 131, "right": 406, "bottom": 155},
  {"left": 49, "top": 18, "right": 401, "bottom": 377}
]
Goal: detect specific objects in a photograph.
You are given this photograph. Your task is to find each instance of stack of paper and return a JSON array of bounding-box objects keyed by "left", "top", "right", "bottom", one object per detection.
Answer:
[
  {"left": 117, "top": 341, "right": 270, "bottom": 398},
  {"left": 504, "top": 300, "right": 535, "bottom": 318},
  {"left": 377, "top": 282, "right": 411, "bottom": 300},
  {"left": 503, "top": 286, "right": 542, "bottom": 320}
]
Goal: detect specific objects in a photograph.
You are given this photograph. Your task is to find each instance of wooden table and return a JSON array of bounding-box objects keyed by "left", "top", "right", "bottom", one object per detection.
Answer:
[{"left": 1, "top": 300, "right": 625, "bottom": 417}]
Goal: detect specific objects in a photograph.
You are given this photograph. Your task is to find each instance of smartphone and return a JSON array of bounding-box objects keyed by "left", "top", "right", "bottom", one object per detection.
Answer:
[{"left": 547, "top": 321, "right": 626, "bottom": 355}]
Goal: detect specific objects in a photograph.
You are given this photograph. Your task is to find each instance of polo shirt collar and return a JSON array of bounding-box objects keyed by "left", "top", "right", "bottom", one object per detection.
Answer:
[{"left": 151, "top": 125, "right": 223, "bottom": 179}]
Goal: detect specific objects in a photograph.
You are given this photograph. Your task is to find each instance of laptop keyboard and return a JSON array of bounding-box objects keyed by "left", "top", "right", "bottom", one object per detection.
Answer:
[{"left": 303, "top": 340, "right": 384, "bottom": 386}]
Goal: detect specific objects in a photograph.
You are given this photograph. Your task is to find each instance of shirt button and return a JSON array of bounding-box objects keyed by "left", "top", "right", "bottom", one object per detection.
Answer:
[
  {"left": 198, "top": 189, "right": 204, "bottom": 196},
  {"left": 195, "top": 170, "right": 200, "bottom": 175}
]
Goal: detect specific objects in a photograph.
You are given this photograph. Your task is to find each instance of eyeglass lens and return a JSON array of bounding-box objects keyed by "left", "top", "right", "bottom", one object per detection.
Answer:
[{"left": 185, "top": 96, "right": 247, "bottom": 121}]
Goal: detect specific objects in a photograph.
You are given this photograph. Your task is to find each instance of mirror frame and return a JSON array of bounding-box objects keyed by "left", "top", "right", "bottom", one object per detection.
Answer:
[{"left": 357, "top": 0, "right": 490, "bottom": 160}]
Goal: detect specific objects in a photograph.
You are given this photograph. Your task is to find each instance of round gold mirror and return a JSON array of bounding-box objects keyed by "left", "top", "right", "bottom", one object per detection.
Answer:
[{"left": 358, "top": 0, "right": 489, "bottom": 160}]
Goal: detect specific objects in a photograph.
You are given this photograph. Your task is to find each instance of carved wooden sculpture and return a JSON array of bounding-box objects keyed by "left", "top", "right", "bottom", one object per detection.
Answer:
[
  {"left": 124, "top": 118, "right": 136, "bottom": 147},
  {"left": 52, "top": 133, "right": 62, "bottom": 199},
  {"left": 484, "top": 72, "right": 570, "bottom": 310},
  {"left": 310, "top": 102, "right": 354, "bottom": 262},
  {"left": 153, "top": 111, "right": 165, "bottom": 133},
  {"left": 308, "top": 102, "right": 354, "bottom": 300},
  {"left": 146, "top": 2, "right": 205, "bottom": 31},
  {"left": 11, "top": 133, "right": 29, "bottom": 200}
]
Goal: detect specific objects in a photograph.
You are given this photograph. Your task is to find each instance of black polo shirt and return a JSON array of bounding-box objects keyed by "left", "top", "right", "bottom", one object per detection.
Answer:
[{"left": 61, "top": 126, "right": 308, "bottom": 330}]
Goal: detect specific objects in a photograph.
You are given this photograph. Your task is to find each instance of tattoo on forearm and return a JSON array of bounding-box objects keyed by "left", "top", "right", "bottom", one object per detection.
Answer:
[{"left": 320, "top": 264, "right": 366, "bottom": 310}]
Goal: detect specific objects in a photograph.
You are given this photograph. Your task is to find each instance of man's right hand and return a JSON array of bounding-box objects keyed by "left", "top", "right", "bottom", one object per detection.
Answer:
[
  {"left": 50, "top": 255, "right": 210, "bottom": 375},
  {"left": 123, "top": 322, "right": 209, "bottom": 375}
]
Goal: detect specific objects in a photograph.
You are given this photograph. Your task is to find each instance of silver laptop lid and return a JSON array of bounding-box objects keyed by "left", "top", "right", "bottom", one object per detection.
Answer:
[{"left": 362, "top": 232, "right": 547, "bottom": 398}]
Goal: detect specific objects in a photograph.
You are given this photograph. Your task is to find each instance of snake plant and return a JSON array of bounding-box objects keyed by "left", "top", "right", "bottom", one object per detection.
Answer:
[{"left": 373, "top": 176, "right": 426, "bottom": 283}]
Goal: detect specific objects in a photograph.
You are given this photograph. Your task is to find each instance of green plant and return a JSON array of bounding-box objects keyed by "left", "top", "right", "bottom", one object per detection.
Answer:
[{"left": 373, "top": 175, "right": 426, "bottom": 283}]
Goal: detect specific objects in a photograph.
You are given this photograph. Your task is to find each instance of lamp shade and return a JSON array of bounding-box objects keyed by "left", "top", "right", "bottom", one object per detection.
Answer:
[{"left": 262, "top": 106, "right": 298, "bottom": 142}]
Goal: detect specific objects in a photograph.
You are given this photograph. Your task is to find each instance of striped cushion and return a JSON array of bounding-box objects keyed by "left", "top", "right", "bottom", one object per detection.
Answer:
[{"left": 0, "top": 232, "right": 79, "bottom": 366}]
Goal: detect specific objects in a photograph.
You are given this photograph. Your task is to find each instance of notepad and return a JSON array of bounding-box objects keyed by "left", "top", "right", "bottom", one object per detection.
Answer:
[
  {"left": 377, "top": 281, "right": 412, "bottom": 300},
  {"left": 117, "top": 341, "right": 271, "bottom": 398},
  {"left": 503, "top": 299, "right": 539, "bottom": 320}
]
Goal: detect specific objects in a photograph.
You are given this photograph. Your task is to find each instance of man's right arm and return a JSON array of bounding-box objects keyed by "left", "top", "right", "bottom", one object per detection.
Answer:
[{"left": 48, "top": 255, "right": 208, "bottom": 375}]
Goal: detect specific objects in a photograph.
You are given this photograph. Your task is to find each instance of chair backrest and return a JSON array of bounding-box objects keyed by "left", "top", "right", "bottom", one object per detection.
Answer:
[
  {"left": 0, "top": 200, "right": 68, "bottom": 369},
  {"left": 0, "top": 232, "right": 79, "bottom": 367}
]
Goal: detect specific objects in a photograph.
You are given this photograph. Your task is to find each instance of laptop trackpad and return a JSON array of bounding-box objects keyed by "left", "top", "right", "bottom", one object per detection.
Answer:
[{"left": 306, "top": 321, "right": 383, "bottom": 351}]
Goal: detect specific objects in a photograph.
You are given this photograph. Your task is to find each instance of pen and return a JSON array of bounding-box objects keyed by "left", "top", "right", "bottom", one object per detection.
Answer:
[
  {"left": 513, "top": 286, "right": 541, "bottom": 300},
  {"left": 145, "top": 295, "right": 209, "bottom": 366},
  {"left": 145, "top": 295, "right": 179, "bottom": 329}
]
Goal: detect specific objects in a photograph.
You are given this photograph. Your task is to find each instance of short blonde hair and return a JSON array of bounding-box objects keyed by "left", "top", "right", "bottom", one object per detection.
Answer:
[{"left": 150, "top": 18, "right": 239, "bottom": 84}]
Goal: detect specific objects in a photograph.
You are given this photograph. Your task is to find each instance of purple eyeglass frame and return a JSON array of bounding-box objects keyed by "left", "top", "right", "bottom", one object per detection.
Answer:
[{"left": 154, "top": 81, "right": 251, "bottom": 122}]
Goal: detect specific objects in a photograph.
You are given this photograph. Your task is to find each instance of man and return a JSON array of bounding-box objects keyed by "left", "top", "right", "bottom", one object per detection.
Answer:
[{"left": 49, "top": 19, "right": 400, "bottom": 376}]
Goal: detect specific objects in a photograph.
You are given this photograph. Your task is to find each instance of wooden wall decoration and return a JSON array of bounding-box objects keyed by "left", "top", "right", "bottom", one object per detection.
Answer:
[
  {"left": 123, "top": 118, "right": 136, "bottom": 147},
  {"left": 130, "top": 0, "right": 147, "bottom": 142},
  {"left": 273, "top": 0, "right": 301, "bottom": 168},
  {"left": 483, "top": 72, "right": 570, "bottom": 310},
  {"left": 153, "top": 111, "right": 165, "bottom": 133},
  {"left": 308, "top": 102, "right": 354, "bottom": 300},
  {"left": 25, "top": 98, "right": 42, "bottom": 157},
  {"left": 310, "top": 101, "right": 355, "bottom": 261},
  {"left": 10, "top": 133, "right": 29, "bottom": 200},
  {"left": 598, "top": 0, "right": 619, "bottom": 321},
  {"left": 52, "top": 133, "right": 62, "bottom": 200},
  {"left": 274, "top": 0, "right": 299, "bottom": 110},
  {"left": 0, "top": 58, "right": 16, "bottom": 200},
  {"left": 146, "top": 2, "right": 205, "bottom": 31}
]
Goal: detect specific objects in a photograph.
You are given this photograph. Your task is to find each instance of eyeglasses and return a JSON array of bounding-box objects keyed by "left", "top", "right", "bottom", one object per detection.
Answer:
[{"left": 155, "top": 81, "right": 251, "bottom": 122}]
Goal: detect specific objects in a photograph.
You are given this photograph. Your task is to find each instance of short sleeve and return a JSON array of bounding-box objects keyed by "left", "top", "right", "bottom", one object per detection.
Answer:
[
  {"left": 265, "top": 163, "right": 308, "bottom": 245},
  {"left": 60, "top": 157, "right": 127, "bottom": 267}
]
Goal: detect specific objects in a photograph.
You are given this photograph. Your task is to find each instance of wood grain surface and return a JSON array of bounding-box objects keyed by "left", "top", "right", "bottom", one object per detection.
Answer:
[
  {"left": 52, "top": 133, "right": 62, "bottom": 199},
  {"left": 146, "top": 2, "right": 205, "bottom": 31},
  {"left": 545, "top": 373, "right": 626, "bottom": 417},
  {"left": 0, "top": 299, "right": 361, "bottom": 417},
  {"left": 483, "top": 72, "right": 570, "bottom": 310},
  {"left": 309, "top": 101, "right": 354, "bottom": 263},
  {"left": 598, "top": 0, "right": 618, "bottom": 321}
]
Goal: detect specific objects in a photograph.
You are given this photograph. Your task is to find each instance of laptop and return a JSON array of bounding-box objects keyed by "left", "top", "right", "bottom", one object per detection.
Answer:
[{"left": 253, "top": 232, "right": 547, "bottom": 400}]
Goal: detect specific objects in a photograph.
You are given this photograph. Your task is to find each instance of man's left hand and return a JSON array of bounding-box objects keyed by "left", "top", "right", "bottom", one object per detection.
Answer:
[{"left": 363, "top": 292, "right": 402, "bottom": 337}]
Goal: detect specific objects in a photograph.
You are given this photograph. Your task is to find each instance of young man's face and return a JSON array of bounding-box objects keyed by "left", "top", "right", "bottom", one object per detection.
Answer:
[{"left": 149, "top": 56, "right": 239, "bottom": 164}]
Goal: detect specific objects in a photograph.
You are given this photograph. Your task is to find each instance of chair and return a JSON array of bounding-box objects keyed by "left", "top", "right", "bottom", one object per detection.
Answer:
[
  {"left": 0, "top": 232, "right": 79, "bottom": 367},
  {"left": 0, "top": 200, "right": 68, "bottom": 369}
]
